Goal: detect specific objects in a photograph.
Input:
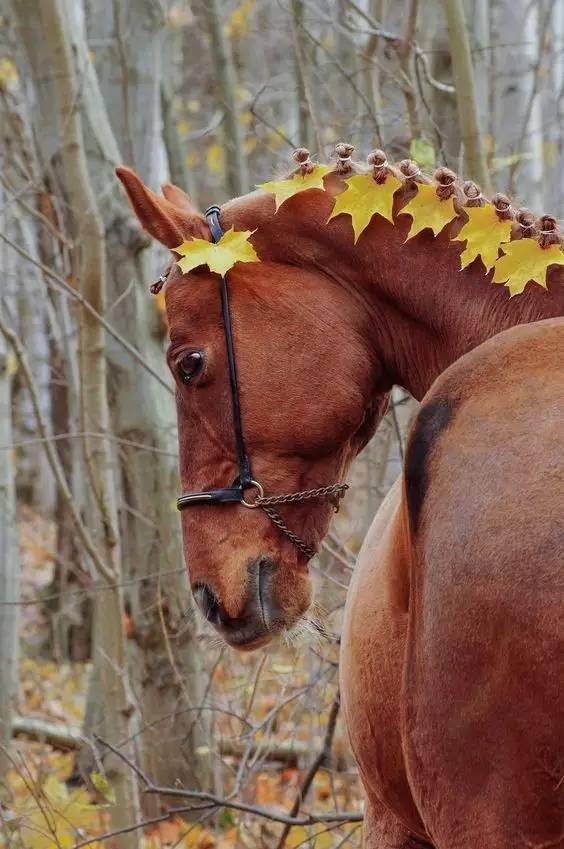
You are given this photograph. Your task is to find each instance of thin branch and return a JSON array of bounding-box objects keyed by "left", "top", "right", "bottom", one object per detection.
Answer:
[
  {"left": 275, "top": 690, "right": 341, "bottom": 848},
  {"left": 70, "top": 804, "right": 214, "bottom": 849},
  {"left": 95, "top": 736, "right": 363, "bottom": 828},
  {"left": 0, "top": 174, "right": 71, "bottom": 247},
  {"left": 0, "top": 430, "right": 177, "bottom": 456},
  {"left": 300, "top": 25, "right": 383, "bottom": 134},
  {"left": 289, "top": 0, "right": 324, "bottom": 152},
  {"left": 249, "top": 85, "right": 297, "bottom": 148},
  {"left": 1, "top": 566, "right": 186, "bottom": 607},
  {"left": 344, "top": 0, "right": 455, "bottom": 94},
  {"left": 0, "top": 231, "right": 173, "bottom": 395},
  {"left": 0, "top": 318, "right": 115, "bottom": 584}
]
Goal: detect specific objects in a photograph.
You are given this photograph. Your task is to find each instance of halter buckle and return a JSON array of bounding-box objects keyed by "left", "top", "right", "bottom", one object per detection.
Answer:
[{"left": 240, "top": 480, "right": 264, "bottom": 508}]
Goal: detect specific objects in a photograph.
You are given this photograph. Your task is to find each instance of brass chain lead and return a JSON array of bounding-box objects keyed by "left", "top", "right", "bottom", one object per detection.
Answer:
[{"left": 254, "top": 483, "right": 349, "bottom": 560}]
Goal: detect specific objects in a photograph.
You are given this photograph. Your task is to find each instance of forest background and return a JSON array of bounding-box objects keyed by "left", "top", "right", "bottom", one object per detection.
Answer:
[{"left": 0, "top": 0, "right": 561, "bottom": 847}]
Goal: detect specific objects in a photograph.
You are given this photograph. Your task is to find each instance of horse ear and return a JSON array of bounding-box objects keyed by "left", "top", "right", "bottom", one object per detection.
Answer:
[
  {"left": 161, "top": 181, "right": 200, "bottom": 215},
  {"left": 116, "top": 166, "right": 209, "bottom": 249}
]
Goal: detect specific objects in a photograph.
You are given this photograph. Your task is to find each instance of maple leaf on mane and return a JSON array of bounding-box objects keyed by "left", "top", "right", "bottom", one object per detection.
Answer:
[
  {"left": 327, "top": 173, "right": 402, "bottom": 242},
  {"left": 453, "top": 204, "right": 512, "bottom": 272},
  {"left": 399, "top": 183, "right": 458, "bottom": 239},
  {"left": 175, "top": 227, "right": 259, "bottom": 276},
  {"left": 492, "top": 240, "right": 564, "bottom": 297},
  {"left": 258, "top": 165, "right": 331, "bottom": 210}
]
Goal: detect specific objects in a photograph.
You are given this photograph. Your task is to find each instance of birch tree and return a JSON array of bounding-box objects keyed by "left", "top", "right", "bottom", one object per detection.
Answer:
[
  {"left": 86, "top": 0, "right": 212, "bottom": 800},
  {"left": 201, "top": 0, "right": 249, "bottom": 196},
  {"left": 38, "top": 0, "right": 141, "bottom": 842},
  {"left": 442, "top": 0, "right": 491, "bottom": 190},
  {"left": 0, "top": 205, "right": 20, "bottom": 782}
]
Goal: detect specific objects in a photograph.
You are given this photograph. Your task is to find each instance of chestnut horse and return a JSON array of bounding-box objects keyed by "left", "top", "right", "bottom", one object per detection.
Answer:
[{"left": 117, "top": 158, "right": 564, "bottom": 848}]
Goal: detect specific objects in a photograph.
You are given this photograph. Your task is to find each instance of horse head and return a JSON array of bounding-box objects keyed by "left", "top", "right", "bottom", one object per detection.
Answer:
[{"left": 117, "top": 161, "right": 389, "bottom": 649}]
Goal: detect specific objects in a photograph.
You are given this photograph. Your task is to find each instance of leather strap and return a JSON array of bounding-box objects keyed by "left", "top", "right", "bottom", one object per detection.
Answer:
[
  {"left": 177, "top": 486, "right": 248, "bottom": 509},
  {"left": 206, "top": 205, "right": 253, "bottom": 488},
  {"left": 175, "top": 205, "right": 349, "bottom": 560}
]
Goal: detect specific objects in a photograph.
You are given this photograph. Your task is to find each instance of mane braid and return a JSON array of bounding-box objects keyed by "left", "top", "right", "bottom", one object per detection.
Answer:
[{"left": 281, "top": 144, "right": 563, "bottom": 248}]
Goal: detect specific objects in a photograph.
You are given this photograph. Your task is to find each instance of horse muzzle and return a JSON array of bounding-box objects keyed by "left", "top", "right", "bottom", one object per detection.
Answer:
[{"left": 192, "top": 555, "right": 287, "bottom": 650}]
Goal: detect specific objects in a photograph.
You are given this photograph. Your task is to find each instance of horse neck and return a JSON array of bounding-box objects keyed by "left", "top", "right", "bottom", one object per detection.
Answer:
[
  {"left": 323, "top": 216, "right": 564, "bottom": 401},
  {"left": 228, "top": 187, "right": 564, "bottom": 400}
]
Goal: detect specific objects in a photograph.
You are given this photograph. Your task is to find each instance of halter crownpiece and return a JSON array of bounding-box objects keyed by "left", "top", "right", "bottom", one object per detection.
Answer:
[{"left": 175, "top": 204, "right": 349, "bottom": 561}]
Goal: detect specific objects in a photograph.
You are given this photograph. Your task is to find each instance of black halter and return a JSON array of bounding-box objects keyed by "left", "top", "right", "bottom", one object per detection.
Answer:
[{"left": 176, "top": 205, "right": 348, "bottom": 560}]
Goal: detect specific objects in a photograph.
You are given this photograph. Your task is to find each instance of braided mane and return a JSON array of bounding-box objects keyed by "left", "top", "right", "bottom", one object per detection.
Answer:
[{"left": 289, "top": 143, "right": 562, "bottom": 248}]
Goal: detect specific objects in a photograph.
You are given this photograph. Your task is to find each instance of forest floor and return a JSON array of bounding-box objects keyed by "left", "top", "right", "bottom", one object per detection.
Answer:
[{"left": 2, "top": 511, "right": 364, "bottom": 849}]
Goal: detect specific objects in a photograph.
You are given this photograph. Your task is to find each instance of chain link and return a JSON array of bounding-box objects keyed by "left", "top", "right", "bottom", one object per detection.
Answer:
[
  {"left": 259, "top": 505, "right": 318, "bottom": 560},
  {"left": 255, "top": 483, "right": 349, "bottom": 508},
  {"left": 254, "top": 483, "right": 349, "bottom": 561}
]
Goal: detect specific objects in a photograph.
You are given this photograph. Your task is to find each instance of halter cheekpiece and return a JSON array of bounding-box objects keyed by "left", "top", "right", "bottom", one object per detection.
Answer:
[{"left": 175, "top": 205, "right": 348, "bottom": 560}]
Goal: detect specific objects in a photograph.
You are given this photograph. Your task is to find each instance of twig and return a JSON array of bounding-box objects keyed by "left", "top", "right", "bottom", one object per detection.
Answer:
[
  {"left": 275, "top": 691, "right": 341, "bottom": 848},
  {"left": 289, "top": 0, "right": 324, "bottom": 152},
  {"left": 0, "top": 318, "right": 115, "bottom": 584},
  {"left": 0, "top": 230, "right": 173, "bottom": 395},
  {"left": 507, "top": 3, "right": 552, "bottom": 192},
  {"left": 300, "top": 26, "right": 382, "bottom": 134},
  {"left": 0, "top": 430, "right": 176, "bottom": 456},
  {"left": 249, "top": 85, "right": 297, "bottom": 148},
  {"left": 95, "top": 736, "right": 363, "bottom": 827},
  {"left": 344, "top": 0, "right": 455, "bottom": 94},
  {"left": 70, "top": 803, "right": 214, "bottom": 849},
  {"left": 0, "top": 174, "right": 71, "bottom": 247}
]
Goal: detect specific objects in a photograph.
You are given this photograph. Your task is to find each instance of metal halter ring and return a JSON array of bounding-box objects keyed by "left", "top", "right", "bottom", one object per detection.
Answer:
[{"left": 241, "top": 480, "right": 265, "bottom": 508}]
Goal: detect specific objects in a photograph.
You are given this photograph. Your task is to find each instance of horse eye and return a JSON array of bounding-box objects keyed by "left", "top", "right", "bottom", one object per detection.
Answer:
[{"left": 177, "top": 351, "right": 204, "bottom": 384}]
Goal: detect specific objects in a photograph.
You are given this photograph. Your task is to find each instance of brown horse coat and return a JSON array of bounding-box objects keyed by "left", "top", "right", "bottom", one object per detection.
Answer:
[
  {"left": 342, "top": 318, "right": 564, "bottom": 848},
  {"left": 116, "top": 163, "right": 564, "bottom": 845}
]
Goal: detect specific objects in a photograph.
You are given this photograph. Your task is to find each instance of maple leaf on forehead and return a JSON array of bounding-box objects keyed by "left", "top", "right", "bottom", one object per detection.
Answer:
[
  {"left": 175, "top": 227, "right": 259, "bottom": 276},
  {"left": 327, "top": 172, "right": 402, "bottom": 242},
  {"left": 492, "top": 240, "right": 564, "bottom": 297},
  {"left": 257, "top": 164, "right": 331, "bottom": 210},
  {"left": 452, "top": 203, "right": 512, "bottom": 272},
  {"left": 399, "top": 183, "right": 458, "bottom": 239}
]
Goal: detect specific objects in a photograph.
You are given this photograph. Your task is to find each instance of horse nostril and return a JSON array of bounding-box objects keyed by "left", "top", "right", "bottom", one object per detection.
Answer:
[{"left": 192, "top": 583, "right": 221, "bottom": 624}]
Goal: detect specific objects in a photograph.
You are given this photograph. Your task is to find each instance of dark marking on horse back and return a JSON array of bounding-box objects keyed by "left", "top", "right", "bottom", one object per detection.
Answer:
[
  {"left": 405, "top": 397, "right": 454, "bottom": 533},
  {"left": 402, "top": 837, "right": 435, "bottom": 849}
]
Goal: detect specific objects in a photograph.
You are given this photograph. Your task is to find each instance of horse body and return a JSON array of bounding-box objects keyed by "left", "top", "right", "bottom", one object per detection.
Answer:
[
  {"left": 116, "top": 155, "right": 564, "bottom": 846},
  {"left": 342, "top": 318, "right": 564, "bottom": 848}
]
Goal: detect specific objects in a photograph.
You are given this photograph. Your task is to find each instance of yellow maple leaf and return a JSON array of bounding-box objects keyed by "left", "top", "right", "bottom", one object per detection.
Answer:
[
  {"left": 91, "top": 770, "right": 116, "bottom": 805},
  {"left": 18, "top": 775, "right": 100, "bottom": 849},
  {"left": 206, "top": 142, "right": 225, "bottom": 174},
  {"left": 400, "top": 183, "right": 458, "bottom": 239},
  {"left": 258, "top": 165, "right": 331, "bottom": 211},
  {"left": 453, "top": 204, "right": 512, "bottom": 272},
  {"left": 0, "top": 57, "right": 18, "bottom": 86},
  {"left": 175, "top": 227, "right": 259, "bottom": 276},
  {"left": 225, "top": 0, "right": 257, "bottom": 39},
  {"left": 327, "top": 173, "right": 401, "bottom": 242},
  {"left": 492, "top": 240, "right": 564, "bottom": 297}
]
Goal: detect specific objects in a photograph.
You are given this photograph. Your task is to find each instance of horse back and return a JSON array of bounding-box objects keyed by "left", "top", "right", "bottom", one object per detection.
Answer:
[{"left": 403, "top": 317, "right": 564, "bottom": 847}]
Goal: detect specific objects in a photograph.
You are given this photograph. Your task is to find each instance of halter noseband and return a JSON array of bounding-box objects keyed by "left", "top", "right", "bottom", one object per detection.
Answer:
[{"left": 176, "top": 205, "right": 348, "bottom": 560}]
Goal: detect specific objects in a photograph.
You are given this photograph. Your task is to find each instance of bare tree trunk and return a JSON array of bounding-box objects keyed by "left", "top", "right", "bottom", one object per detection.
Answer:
[
  {"left": 470, "top": 0, "right": 490, "bottom": 148},
  {"left": 548, "top": 0, "right": 564, "bottom": 210},
  {"left": 507, "top": 1, "right": 545, "bottom": 209},
  {"left": 39, "top": 0, "right": 141, "bottom": 842},
  {"left": 0, "top": 214, "right": 20, "bottom": 781},
  {"left": 441, "top": 0, "right": 491, "bottom": 189},
  {"left": 85, "top": 0, "right": 212, "bottom": 805},
  {"left": 398, "top": 0, "right": 421, "bottom": 140},
  {"left": 361, "top": 0, "right": 387, "bottom": 147},
  {"left": 291, "top": 0, "right": 313, "bottom": 148},
  {"left": 200, "top": 0, "right": 249, "bottom": 196},
  {"left": 161, "top": 78, "right": 198, "bottom": 204}
]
